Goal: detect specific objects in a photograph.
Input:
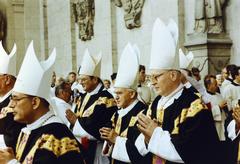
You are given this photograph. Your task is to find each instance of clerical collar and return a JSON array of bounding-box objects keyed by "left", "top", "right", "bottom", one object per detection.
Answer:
[
  {"left": 157, "top": 83, "right": 184, "bottom": 109},
  {"left": 118, "top": 99, "right": 138, "bottom": 118},
  {"left": 88, "top": 83, "right": 103, "bottom": 96},
  {"left": 0, "top": 90, "right": 12, "bottom": 103},
  {"left": 22, "top": 110, "right": 61, "bottom": 135}
]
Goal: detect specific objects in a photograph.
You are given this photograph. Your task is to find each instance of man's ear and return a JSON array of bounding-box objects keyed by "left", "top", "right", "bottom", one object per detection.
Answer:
[
  {"left": 130, "top": 90, "right": 137, "bottom": 99},
  {"left": 32, "top": 97, "right": 41, "bottom": 110},
  {"left": 5, "top": 75, "right": 11, "bottom": 85},
  {"left": 170, "top": 71, "right": 180, "bottom": 82}
]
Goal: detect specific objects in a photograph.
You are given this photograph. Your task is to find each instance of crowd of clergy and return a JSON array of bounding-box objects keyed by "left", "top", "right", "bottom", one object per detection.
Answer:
[{"left": 0, "top": 18, "right": 240, "bottom": 164}]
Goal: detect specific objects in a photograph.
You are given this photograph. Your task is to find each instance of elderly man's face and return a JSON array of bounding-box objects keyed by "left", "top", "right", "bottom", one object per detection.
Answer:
[
  {"left": 114, "top": 88, "right": 135, "bottom": 109},
  {"left": 9, "top": 91, "right": 34, "bottom": 124},
  {"left": 149, "top": 69, "right": 179, "bottom": 97},
  {"left": 79, "top": 75, "right": 97, "bottom": 93}
]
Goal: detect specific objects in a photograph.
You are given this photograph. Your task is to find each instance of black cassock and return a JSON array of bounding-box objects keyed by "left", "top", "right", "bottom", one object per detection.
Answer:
[
  {"left": 0, "top": 94, "right": 25, "bottom": 152},
  {"left": 16, "top": 122, "right": 85, "bottom": 164},
  {"left": 131, "top": 87, "right": 223, "bottom": 164},
  {"left": 107, "top": 100, "right": 151, "bottom": 164},
  {"left": 74, "top": 85, "right": 118, "bottom": 163}
]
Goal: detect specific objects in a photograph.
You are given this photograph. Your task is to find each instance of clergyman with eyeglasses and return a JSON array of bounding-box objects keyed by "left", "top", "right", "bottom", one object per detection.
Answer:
[
  {"left": 134, "top": 18, "right": 222, "bottom": 164},
  {"left": 0, "top": 42, "right": 85, "bottom": 164}
]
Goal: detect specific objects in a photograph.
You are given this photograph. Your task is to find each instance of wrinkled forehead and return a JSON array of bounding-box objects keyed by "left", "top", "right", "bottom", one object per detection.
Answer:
[
  {"left": 149, "top": 69, "right": 170, "bottom": 75},
  {"left": 79, "top": 74, "right": 91, "bottom": 79},
  {"left": 12, "top": 91, "right": 28, "bottom": 97},
  {"left": 114, "top": 87, "right": 135, "bottom": 93}
]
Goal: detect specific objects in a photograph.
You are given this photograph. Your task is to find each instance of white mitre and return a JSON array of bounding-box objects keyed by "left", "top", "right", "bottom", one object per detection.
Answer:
[
  {"left": 13, "top": 41, "right": 56, "bottom": 103},
  {"left": 0, "top": 41, "right": 17, "bottom": 76},
  {"left": 149, "top": 18, "right": 178, "bottom": 71},
  {"left": 179, "top": 49, "right": 194, "bottom": 69},
  {"left": 79, "top": 48, "right": 102, "bottom": 77},
  {"left": 114, "top": 43, "right": 139, "bottom": 91}
]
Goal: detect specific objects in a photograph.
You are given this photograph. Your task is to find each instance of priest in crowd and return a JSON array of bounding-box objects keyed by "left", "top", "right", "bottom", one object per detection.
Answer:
[{"left": 0, "top": 41, "right": 85, "bottom": 164}]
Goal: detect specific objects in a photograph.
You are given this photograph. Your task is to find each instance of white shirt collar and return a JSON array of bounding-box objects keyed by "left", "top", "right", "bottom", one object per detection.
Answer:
[
  {"left": 0, "top": 90, "right": 12, "bottom": 103},
  {"left": 157, "top": 83, "right": 184, "bottom": 109},
  {"left": 184, "top": 81, "right": 192, "bottom": 89},
  {"left": 118, "top": 99, "right": 139, "bottom": 118},
  {"left": 88, "top": 83, "right": 103, "bottom": 96},
  {"left": 21, "top": 110, "right": 61, "bottom": 135}
]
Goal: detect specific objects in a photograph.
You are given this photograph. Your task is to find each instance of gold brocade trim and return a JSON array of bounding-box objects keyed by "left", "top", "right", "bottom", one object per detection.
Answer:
[
  {"left": 76, "top": 94, "right": 91, "bottom": 117},
  {"left": 96, "top": 97, "right": 116, "bottom": 108},
  {"left": 120, "top": 128, "right": 128, "bottom": 137},
  {"left": 113, "top": 111, "right": 143, "bottom": 137},
  {"left": 82, "top": 102, "right": 97, "bottom": 117},
  {"left": 21, "top": 134, "right": 80, "bottom": 164},
  {"left": 146, "top": 104, "right": 152, "bottom": 117},
  {"left": 171, "top": 99, "right": 207, "bottom": 134},
  {"left": 82, "top": 97, "right": 116, "bottom": 117},
  {"left": 180, "top": 108, "right": 188, "bottom": 124},
  {"left": 157, "top": 107, "right": 164, "bottom": 126},
  {"left": 171, "top": 117, "right": 180, "bottom": 135},
  {"left": 194, "top": 92, "right": 202, "bottom": 98},
  {"left": 152, "top": 154, "right": 166, "bottom": 164},
  {"left": 186, "top": 99, "right": 207, "bottom": 118},
  {"left": 77, "top": 96, "right": 116, "bottom": 118},
  {"left": 16, "top": 132, "right": 30, "bottom": 161},
  {"left": 115, "top": 117, "right": 122, "bottom": 135}
]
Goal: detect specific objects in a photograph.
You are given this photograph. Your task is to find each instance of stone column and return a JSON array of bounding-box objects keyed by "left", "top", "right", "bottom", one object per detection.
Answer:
[
  {"left": 11, "top": 0, "right": 25, "bottom": 71},
  {"left": 184, "top": 33, "right": 232, "bottom": 76},
  {"left": 24, "top": 0, "right": 45, "bottom": 59}
]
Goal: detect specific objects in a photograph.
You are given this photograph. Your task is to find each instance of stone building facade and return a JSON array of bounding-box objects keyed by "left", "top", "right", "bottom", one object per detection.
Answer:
[{"left": 1, "top": 0, "right": 240, "bottom": 79}]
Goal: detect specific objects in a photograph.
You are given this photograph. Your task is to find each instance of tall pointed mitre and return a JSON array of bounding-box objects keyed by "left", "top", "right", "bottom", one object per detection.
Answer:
[
  {"left": 132, "top": 44, "right": 141, "bottom": 60},
  {"left": 0, "top": 41, "right": 17, "bottom": 76},
  {"left": 79, "top": 49, "right": 102, "bottom": 77},
  {"left": 13, "top": 41, "right": 56, "bottom": 103},
  {"left": 179, "top": 49, "right": 194, "bottom": 69},
  {"left": 167, "top": 18, "right": 179, "bottom": 46},
  {"left": 149, "top": 18, "right": 178, "bottom": 71},
  {"left": 114, "top": 43, "right": 139, "bottom": 91}
]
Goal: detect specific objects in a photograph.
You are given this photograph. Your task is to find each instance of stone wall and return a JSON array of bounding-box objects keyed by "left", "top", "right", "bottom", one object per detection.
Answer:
[
  {"left": 2, "top": 0, "right": 240, "bottom": 79},
  {"left": 47, "top": 0, "right": 73, "bottom": 77},
  {"left": 75, "top": 0, "right": 113, "bottom": 80},
  {"left": 226, "top": 0, "right": 240, "bottom": 65},
  {"left": 184, "top": 0, "right": 240, "bottom": 77},
  {"left": 114, "top": 0, "right": 178, "bottom": 74}
]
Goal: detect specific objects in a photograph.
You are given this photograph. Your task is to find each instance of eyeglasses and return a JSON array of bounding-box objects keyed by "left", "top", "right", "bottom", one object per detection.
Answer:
[
  {"left": 150, "top": 71, "right": 169, "bottom": 81},
  {"left": 79, "top": 77, "right": 92, "bottom": 83},
  {"left": 9, "top": 95, "right": 30, "bottom": 103}
]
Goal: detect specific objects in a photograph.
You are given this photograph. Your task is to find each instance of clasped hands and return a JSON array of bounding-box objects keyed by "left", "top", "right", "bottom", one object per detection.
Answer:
[
  {"left": 0, "top": 147, "right": 15, "bottom": 163},
  {"left": 137, "top": 113, "right": 158, "bottom": 144}
]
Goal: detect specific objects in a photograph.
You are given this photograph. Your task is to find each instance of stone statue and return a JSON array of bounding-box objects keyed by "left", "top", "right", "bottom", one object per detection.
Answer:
[
  {"left": 194, "top": 0, "right": 228, "bottom": 33},
  {"left": 0, "top": 10, "right": 6, "bottom": 41},
  {"left": 115, "top": 0, "right": 145, "bottom": 29},
  {"left": 72, "top": 0, "right": 95, "bottom": 41}
]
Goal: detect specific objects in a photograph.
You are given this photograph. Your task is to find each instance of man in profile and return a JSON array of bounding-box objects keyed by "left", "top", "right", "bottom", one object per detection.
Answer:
[{"left": 0, "top": 42, "right": 85, "bottom": 164}]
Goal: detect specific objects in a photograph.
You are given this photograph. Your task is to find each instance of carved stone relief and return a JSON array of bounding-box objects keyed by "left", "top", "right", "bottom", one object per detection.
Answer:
[
  {"left": 115, "top": 0, "right": 145, "bottom": 29},
  {"left": 194, "top": 0, "right": 228, "bottom": 33},
  {"left": 72, "top": 0, "right": 95, "bottom": 41}
]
